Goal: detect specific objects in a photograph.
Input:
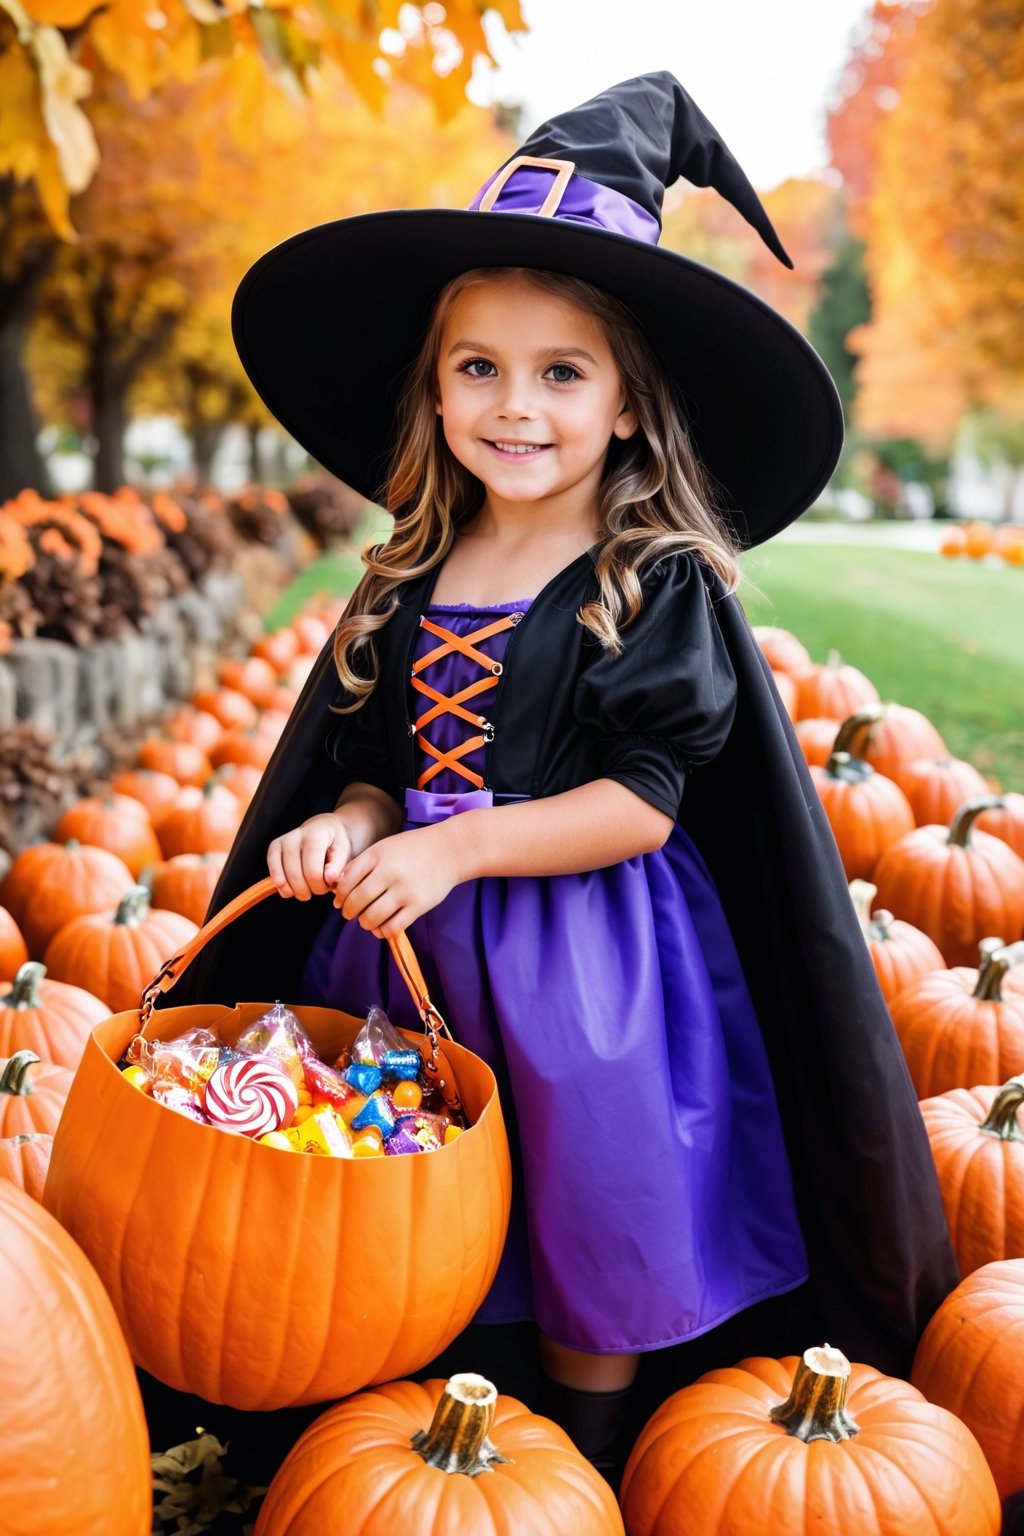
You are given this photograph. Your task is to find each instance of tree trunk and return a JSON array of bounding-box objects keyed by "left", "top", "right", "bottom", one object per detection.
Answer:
[
  {"left": 91, "top": 362, "right": 128, "bottom": 491},
  {"left": 190, "top": 420, "right": 223, "bottom": 486},
  {"left": 0, "top": 244, "right": 58, "bottom": 502},
  {"left": 247, "top": 420, "right": 263, "bottom": 484}
]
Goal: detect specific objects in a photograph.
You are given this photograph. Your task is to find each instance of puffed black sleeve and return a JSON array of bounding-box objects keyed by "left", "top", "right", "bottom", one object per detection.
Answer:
[
  {"left": 326, "top": 650, "right": 403, "bottom": 806},
  {"left": 573, "top": 552, "right": 738, "bottom": 819}
]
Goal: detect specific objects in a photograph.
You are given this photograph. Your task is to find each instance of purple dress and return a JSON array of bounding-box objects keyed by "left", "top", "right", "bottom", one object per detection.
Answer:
[{"left": 300, "top": 599, "right": 808, "bottom": 1354}]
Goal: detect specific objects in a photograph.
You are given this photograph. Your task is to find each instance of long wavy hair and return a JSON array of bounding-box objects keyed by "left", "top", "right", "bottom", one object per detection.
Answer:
[{"left": 332, "top": 266, "right": 742, "bottom": 707}]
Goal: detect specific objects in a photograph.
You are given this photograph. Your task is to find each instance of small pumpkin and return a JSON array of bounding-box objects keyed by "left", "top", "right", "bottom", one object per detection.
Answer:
[
  {"left": 251, "top": 626, "right": 300, "bottom": 676},
  {"left": 0, "top": 1050, "right": 73, "bottom": 1137},
  {"left": 920, "top": 1075, "right": 1024, "bottom": 1274},
  {"left": 209, "top": 728, "right": 275, "bottom": 770},
  {"left": 752, "top": 625, "right": 812, "bottom": 678},
  {"left": 110, "top": 767, "right": 182, "bottom": 826},
  {"left": 890, "top": 939, "right": 1024, "bottom": 1098},
  {"left": 156, "top": 783, "right": 243, "bottom": 859},
  {"left": 940, "top": 526, "right": 968, "bottom": 558},
  {"left": 793, "top": 717, "right": 839, "bottom": 768},
  {"left": 211, "top": 762, "right": 263, "bottom": 807},
  {"left": 892, "top": 756, "right": 992, "bottom": 828},
  {"left": 0, "top": 1131, "right": 52, "bottom": 1201},
  {"left": 150, "top": 852, "right": 226, "bottom": 925},
  {"left": 963, "top": 520, "right": 994, "bottom": 560},
  {"left": 43, "top": 886, "right": 197, "bottom": 1013},
  {"left": 0, "top": 904, "right": 28, "bottom": 982},
  {"left": 809, "top": 746, "right": 915, "bottom": 881},
  {"left": 834, "top": 701, "right": 947, "bottom": 781},
  {"left": 218, "top": 655, "right": 280, "bottom": 708},
  {"left": 0, "top": 841, "right": 134, "bottom": 958},
  {"left": 976, "top": 791, "right": 1024, "bottom": 862},
  {"left": 164, "top": 706, "right": 224, "bottom": 753},
  {"left": 873, "top": 796, "right": 1024, "bottom": 966},
  {"left": 53, "top": 793, "right": 162, "bottom": 879},
  {"left": 620, "top": 1343, "right": 998, "bottom": 1536},
  {"left": 0, "top": 1179, "right": 151, "bottom": 1534},
  {"left": 771, "top": 669, "right": 798, "bottom": 719},
  {"left": 192, "top": 685, "right": 259, "bottom": 732},
  {"left": 254, "top": 1372, "right": 624, "bottom": 1536},
  {"left": 849, "top": 879, "right": 945, "bottom": 1005},
  {"left": 292, "top": 613, "right": 330, "bottom": 655},
  {"left": 912, "top": 1259, "right": 1024, "bottom": 1501},
  {"left": 795, "top": 651, "right": 880, "bottom": 722},
  {"left": 138, "top": 737, "right": 214, "bottom": 788},
  {"left": 0, "top": 960, "right": 107, "bottom": 1071}
]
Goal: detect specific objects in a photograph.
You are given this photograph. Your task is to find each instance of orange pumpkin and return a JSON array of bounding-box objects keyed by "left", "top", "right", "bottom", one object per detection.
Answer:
[
  {"left": 254, "top": 1373, "right": 623, "bottom": 1535},
  {"left": 873, "top": 796, "right": 1024, "bottom": 966},
  {"left": 977, "top": 791, "right": 1024, "bottom": 862},
  {"left": 963, "top": 519, "right": 994, "bottom": 560},
  {"left": 192, "top": 685, "right": 259, "bottom": 732},
  {"left": 292, "top": 613, "right": 330, "bottom": 654},
  {"left": 219, "top": 655, "right": 280, "bottom": 708},
  {"left": 0, "top": 841, "right": 134, "bottom": 958},
  {"left": 164, "top": 705, "right": 224, "bottom": 753},
  {"left": 794, "top": 652, "right": 879, "bottom": 721},
  {"left": 43, "top": 886, "right": 197, "bottom": 1013},
  {"left": 0, "top": 904, "right": 28, "bottom": 982},
  {"left": 940, "top": 526, "right": 968, "bottom": 558},
  {"left": 252, "top": 626, "right": 300, "bottom": 675},
  {"left": 771, "top": 668, "right": 798, "bottom": 719},
  {"left": 809, "top": 749, "right": 915, "bottom": 881},
  {"left": 155, "top": 783, "right": 243, "bottom": 859},
  {"left": 793, "top": 717, "right": 839, "bottom": 768},
  {"left": 44, "top": 881, "right": 512, "bottom": 1411},
  {"left": 138, "top": 737, "right": 214, "bottom": 787},
  {"left": 211, "top": 762, "right": 263, "bottom": 807},
  {"left": 0, "top": 1050, "right": 72, "bottom": 1136},
  {"left": 0, "top": 1131, "right": 52, "bottom": 1201},
  {"left": 889, "top": 939, "right": 1024, "bottom": 1098},
  {"left": 0, "top": 960, "right": 107, "bottom": 1071},
  {"left": 287, "top": 653, "right": 317, "bottom": 690},
  {"left": 752, "top": 625, "right": 812, "bottom": 677},
  {"left": 920, "top": 1075, "right": 1024, "bottom": 1275},
  {"left": 110, "top": 767, "right": 182, "bottom": 825},
  {"left": 912, "top": 1259, "right": 1024, "bottom": 1501},
  {"left": 150, "top": 852, "right": 226, "bottom": 925},
  {"left": 849, "top": 880, "right": 945, "bottom": 1005},
  {"left": 209, "top": 728, "right": 275, "bottom": 770},
  {"left": 620, "top": 1343, "right": 999, "bottom": 1536},
  {"left": 53, "top": 793, "right": 162, "bottom": 878},
  {"left": 892, "top": 756, "right": 991, "bottom": 828},
  {"left": 833, "top": 701, "right": 948, "bottom": 781},
  {"left": 0, "top": 1180, "right": 151, "bottom": 1534}
]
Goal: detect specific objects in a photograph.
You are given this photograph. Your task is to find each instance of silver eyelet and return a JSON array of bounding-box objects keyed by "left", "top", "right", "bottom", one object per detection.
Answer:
[
  {"left": 406, "top": 722, "right": 417, "bottom": 737},
  {"left": 490, "top": 662, "right": 503, "bottom": 677},
  {"left": 509, "top": 611, "right": 524, "bottom": 625},
  {"left": 483, "top": 725, "right": 495, "bottom": 743}
]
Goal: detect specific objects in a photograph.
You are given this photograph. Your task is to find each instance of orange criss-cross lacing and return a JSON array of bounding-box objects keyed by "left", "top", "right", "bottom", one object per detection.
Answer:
[{"left": 410, "top": 613, "right": 520, "bottom": 790}]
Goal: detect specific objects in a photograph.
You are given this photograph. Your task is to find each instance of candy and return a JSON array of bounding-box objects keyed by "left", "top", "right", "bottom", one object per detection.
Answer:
[
  {"left": 381, "top": 1049, "right": 422, "bottom": 1082},
  {"left": 394, "top": 1110, "right": 450, "bottom": 1152},
  {"left": 258, "top": 1131, "right": 294, "bottom": 1151},
  {"left": 121, "top": 1065, "right": 150, "bottom": 1093},
  {"left": 351, "top": 1094, "right": 396, "bottom": 1139},
  {"left": 391, "top": 1079, "right": 423, "bottom": 1112},
  {"left": 151, "top": 1083, "right": 210, "bottom": 1124},
  {"left": 345, "top": 1005, "right": 408, "bottom": 1066},
  {"left": 383, "top": 1124, "right": 423, "bottom": 1156},
  {"left": 284, "top": 1109, "right": 352, "bottom": 1157},
  {"left": 444, "top": 1124, "right": 464, "bottom": 1145},
  {"left": 236, "top": 1001, "right": 310, "bottom": 1080},
  {"left": 345, "top": 1062, "right": 382, "bottom": 1096},
  {"left": 352, "top": 1130, "right": 385, "bottom": 1158},
  {"left": 204, "top": 1056, "right": 298, "bottom": 1138}
]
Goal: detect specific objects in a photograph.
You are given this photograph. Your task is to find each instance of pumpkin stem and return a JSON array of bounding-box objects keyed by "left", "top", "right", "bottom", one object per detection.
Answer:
[
  {"left": 832, "top": 704, "right": 886, "bottom": 758},
  {"left": 824, "top": 749, "right": 873, "bottom": 783},
  {"left": 0, "top": 1051, "right": 41, "bottom": 1097},
  {"left": 849, "top": 880, "right": 884, "bottom": 939},
  {"left": 980, "top": 1077, "right": 1024, "bottom": 1142},
  {"left": 7, "top": 961, "right": 46, "bottom": 1009},
  {"left": 948, "top": 795, "right": 1006, "bottom": 849},
  {"left": 410, "top": 1374, "right": 511, "bottom": 1476},
  {"left": 974, "top": 941, "right": 1024, "bottom": 1001},
  {"left": 115, "top": 886, "right": 153, "bottom": 927},
  {"left": 769, "top": 1345, "right": 860, "bottom": 1443}
]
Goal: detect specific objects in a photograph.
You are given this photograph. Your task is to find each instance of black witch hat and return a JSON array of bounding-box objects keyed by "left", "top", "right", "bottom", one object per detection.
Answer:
[{"left": 232, "top": 72, "right": 842, "bottom": 546}]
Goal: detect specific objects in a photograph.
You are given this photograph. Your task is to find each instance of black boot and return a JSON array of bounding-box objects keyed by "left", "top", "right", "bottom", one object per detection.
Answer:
[{"left": 538, "top": 1372, "right": 635, "bottom": 1490}]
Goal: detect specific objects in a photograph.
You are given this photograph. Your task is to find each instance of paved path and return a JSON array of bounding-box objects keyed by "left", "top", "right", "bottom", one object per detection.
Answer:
[{"left": 775, "top": 520, "right": 947, "bottom": 551}]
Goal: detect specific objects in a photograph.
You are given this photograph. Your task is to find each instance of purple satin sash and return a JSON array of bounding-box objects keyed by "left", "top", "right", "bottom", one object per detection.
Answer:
[
  {"left": 468, "top": 166, "right": 660, "bottom": 245},
  {"left": 404, "top": 787, "right": 529, "bottom": 826}
]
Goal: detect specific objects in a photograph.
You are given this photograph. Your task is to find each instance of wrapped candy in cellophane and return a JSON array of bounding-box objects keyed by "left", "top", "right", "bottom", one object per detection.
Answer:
[{"left": 119, "top": 1002, "right": 467, "bottom": 1158}]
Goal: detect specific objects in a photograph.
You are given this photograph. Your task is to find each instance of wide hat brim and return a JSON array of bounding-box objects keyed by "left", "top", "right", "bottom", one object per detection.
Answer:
[{"left": 232, "top": 208, "right": 843, "bottom": 547}]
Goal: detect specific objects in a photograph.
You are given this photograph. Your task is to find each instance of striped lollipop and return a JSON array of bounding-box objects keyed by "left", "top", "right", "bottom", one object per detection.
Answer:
[{"left": 204, "top": 1056, "right": 298, "bottom": 1138}]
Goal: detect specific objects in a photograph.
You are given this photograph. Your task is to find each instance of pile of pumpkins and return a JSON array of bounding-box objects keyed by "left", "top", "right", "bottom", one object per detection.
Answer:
[
  {"left": 5, "top": 617, "right": 1024, "bottom": 1534},
  {"left": 940, "top": 520, "right": 1024, "bottom": 565}
]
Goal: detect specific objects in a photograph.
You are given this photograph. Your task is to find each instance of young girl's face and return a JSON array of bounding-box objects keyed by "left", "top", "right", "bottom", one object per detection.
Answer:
[{"left": 436, "top": 276, "right": 637, "bottom": 521}]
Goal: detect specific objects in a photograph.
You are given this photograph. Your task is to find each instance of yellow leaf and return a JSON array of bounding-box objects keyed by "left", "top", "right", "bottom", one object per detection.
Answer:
[
  {"left": 0, "top": 32, "right": 79, "bottom": 237},
  {"left": 20, "top": 0, "right": 99, "bottom": 21},
  {"left": 325, "top": 33, "right": 387, "bottom": 116},
  {"left": 31, "top": 24, "right": 98, "bottom": 192},
  {"left": 88, "top": 0, "right": 204, "bottom": 99}
]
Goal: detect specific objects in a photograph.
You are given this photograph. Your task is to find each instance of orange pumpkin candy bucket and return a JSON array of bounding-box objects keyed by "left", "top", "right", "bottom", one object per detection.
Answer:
[{"left": 43, "top": 877, "right": 512, "bottom": 1412}]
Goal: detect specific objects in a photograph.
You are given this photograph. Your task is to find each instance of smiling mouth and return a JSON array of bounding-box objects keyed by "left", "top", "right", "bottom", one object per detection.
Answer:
[{"left": 486, "top": 440, "right": 551, "bottom": 456}]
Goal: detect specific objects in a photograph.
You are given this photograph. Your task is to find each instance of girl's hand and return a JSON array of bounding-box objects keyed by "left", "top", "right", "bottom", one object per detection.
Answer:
[
  {"left": 331, "top": 826, "right": 460, "bottom": 937},
  {"left": 267, "top": 813, "right": 354, "bottom": 900}
]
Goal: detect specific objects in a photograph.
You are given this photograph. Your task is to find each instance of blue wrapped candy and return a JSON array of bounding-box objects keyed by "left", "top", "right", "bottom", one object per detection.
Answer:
[
  {"left": 351, "top": 1094, "right": 396, "bottom": 1139},
  {"left": 382, "top": 1049, "right": 422, "bottom": 1082},
  {"left": 345, "top": 1062, "right": 383, "bottom": 1095}
]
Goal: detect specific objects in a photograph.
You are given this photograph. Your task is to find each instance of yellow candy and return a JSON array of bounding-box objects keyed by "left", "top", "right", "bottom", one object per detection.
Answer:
[
  {"left": 258, "top": 1131, "right": 294, "bottom": 1152},
  {"left": 285, "top": 1109, "right": 352, "bottom": 1158},
  {"left": 121, "top": 1065, "right": 150, "bottom": 1093},
  {"left": 336, "top": 1092, "right": 368, "bottom": 1126},
  {"left": 352, "top": 1131, "right": 384, "bottom": 1159},
  {"left": 391, "top": 1079, "right": 422, "bottom": 1111},
  {"left": 292, "top": 1104, "right": 316, "bottom": 1126},
  {"left": 444, "top": 1124, "right": 464, "bottom": 1145}
]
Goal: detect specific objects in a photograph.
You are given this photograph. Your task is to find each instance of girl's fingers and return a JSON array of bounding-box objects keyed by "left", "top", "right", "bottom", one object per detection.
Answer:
[
  {"left": 336, "top": 871, "right": 389, "bottom": 919},
  {"left": 354, "top": 892, "right": 401, "bottom": 931},
  {"left": 266, "top": 838, "right": 293, "bottom": 898},
  {"left": 323, "top": 831, "right": 351, "bottom": 886},
  {"left": 375, "top": 907, "right": 412, "bottom": 941},
  {"left": 333, "top": 849, "right": 374, "bottom": 902},
  {"left": 281, "top": 837, "right": 316, "bottom": 900}
]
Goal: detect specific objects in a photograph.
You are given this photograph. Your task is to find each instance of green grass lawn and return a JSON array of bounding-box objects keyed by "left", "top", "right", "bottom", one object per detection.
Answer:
[
  {"left": 267, "top": 530, "right": 1024, "bottom": 790},
  {"left": 740, "top": 541, "right": 1023, "bottom": 787}
]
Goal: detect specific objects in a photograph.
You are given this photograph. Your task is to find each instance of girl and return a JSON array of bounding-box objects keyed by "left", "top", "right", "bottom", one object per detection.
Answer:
[{"left": 176, "top": 73, "right": 956, "bottom": 1475}]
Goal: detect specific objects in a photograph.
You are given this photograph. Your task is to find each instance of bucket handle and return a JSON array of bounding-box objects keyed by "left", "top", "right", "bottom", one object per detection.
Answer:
[{"left": 139, "top": 876, "right": 458, "bottom": 1106}]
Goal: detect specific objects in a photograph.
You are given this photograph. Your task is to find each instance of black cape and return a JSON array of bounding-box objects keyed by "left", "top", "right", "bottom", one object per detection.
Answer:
[{"left": 162, "top": 548, "right": 957, "bottom": 1380}]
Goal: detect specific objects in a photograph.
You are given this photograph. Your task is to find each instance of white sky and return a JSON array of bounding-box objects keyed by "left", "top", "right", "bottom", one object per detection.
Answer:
[{"left": 471, "top": 0, "right": 874, "bottom": 191}]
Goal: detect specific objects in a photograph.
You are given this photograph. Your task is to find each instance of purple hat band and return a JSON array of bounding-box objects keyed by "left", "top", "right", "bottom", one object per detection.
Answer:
[{"left": 468, "top": 155, "right": 661, "bottom": 246}]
